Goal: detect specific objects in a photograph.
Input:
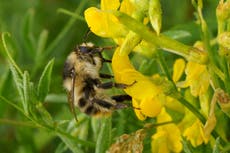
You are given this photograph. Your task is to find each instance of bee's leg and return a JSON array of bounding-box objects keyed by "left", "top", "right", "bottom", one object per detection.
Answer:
[
  {"left": 99, "top": 73, "right": 114, "bottom": 79},
  {"left": 97, "top": 81, "right": 136, "bottom": 89},
  {"left": 111, "top": 95, "right": 132, "bottom": 102},
  {"left": 112, "top": 95, "right": 142, "bottom": 110},
  {"left": 97, "top": 52, "right": 112, "bottom": 63},
  {"left": 102, "top": 58, "right": 112, "bottom": 63}
]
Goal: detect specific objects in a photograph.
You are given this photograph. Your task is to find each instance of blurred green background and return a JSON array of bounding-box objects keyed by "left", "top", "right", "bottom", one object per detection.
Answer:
[{"left": 0, "top": 0, "right": 219, "bottom": 153}]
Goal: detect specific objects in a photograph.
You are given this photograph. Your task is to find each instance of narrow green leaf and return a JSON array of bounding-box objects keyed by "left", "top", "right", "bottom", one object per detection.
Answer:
[
  {"left": 21, "top": 9, "right": 36, "bottom": 57},
  {"left": 163, "top": 30, "right": 191, "bottom": 40},
  {"left": 37, "top": 59, "right": 54, "bottom": 102},
  {"left": 182, "top": 138, "right": 193, "bottom": 153},
  {"left": 36, "top": 102, "right": 53, "bottom": 125},
  {"left": 0, "top": 96, "right": 24, "bottom": 113},
  {"left": 55, "top": 143, "right": 68, "bottom": 153},
  {"left": 95, "top": 117, "right": 111, "bottom": 153},
  {"left": 9, "top": 64, "right": 24, "bottom": 105},
  {"left": 31, "top": 29, "right": 49, "bottom": 76},
  {"left": 36, "top": 29, "right": 48, "bottom": 55},
  {"left": 22, "top": 71, "right": 30, "bottom": 115},
  {"left": 1, "top": 32, "right": 23, "bottom": 77},
  {"left": 57, "top": 8, "right": 85, "bottom": 21},
  {"left": 45, "top": 0, "right": 88, "bottom": 57},
  {"left": 213, "top": 138, "right": 221, "bottom": 153},
  {"left": 57, "top": 132, "right": 85, "bottom": 153}
]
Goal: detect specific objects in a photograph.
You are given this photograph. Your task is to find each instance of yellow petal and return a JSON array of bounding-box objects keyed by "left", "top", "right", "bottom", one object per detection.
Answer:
[
  {"left": 120, "top": 0, "right": 135, "bottom": 15},
  {"left": 151, "top": 131, "right": 170, "bottom": 153},
  {"left": 183, "top": 119, "right": 208, "bottom": 147},
  {"left": 152, "top": 108, "right": 182, "bottom": 153},
  {"left": 184, "top": 61, "right": 210, "bottom": 97},
  {"left": 112, "top": 48, "right": 162, "bottom": 99},
  {"left": 140, "top": 96, "right": 163, "bottom": 117},
  {"left": 101, "top": 0, "right": 120, "bottom": 10},
  {"left": 132, "top": 98, "right": 146, "bottom": 120},
  {"left": 84, "top": 7, "right": 128, "bottom": 38},
  {"left": 173, "top": 58, "right": 185, "bottom": 83}
]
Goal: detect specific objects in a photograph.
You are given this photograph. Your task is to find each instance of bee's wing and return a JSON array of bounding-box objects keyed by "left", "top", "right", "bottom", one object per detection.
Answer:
[{"left": 67, "top": 76, "right": 78, "bottom": 122}]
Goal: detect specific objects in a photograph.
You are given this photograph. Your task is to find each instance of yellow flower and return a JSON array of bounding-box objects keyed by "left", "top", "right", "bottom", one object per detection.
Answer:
[
  {"left": 84, "top": 7, "right": 128, "bottom": 38},
  {"left": 112, "top": 48, "right": 164, "bottom": 120},
  {"left": 178, "top": 109, "right": 209, "bottom": 147},
  {"left": 177, "top": 61, "right": 210, "bottom": 97},
  {"left": 84, "top": 0, "right": 137, "bottom": 38},
  {"left": 172, "top": 58, "right": 186, "bottom": 83},
  {"left": 151, "top": 108, "right": 182, "bottom": 153},
  {"left": 183, "top": 119, "right": 209, "bottom": 147}
]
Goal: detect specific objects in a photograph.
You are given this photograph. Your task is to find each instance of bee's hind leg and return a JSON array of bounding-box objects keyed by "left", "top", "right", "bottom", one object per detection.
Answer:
[
  {"left": 111, "top": 95, "right": 132, "bottom": 102},
  {"left": 112, "top": 94, "right": 141, "bottom": 110}
]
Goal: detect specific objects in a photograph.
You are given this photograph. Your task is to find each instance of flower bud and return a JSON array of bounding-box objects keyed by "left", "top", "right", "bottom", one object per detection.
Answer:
[
  {"left": 149, "top": 0, "right": 162, "bottom": 35},
  {"left": 216, "top": 0, "right": 230, "bottom": 21}
]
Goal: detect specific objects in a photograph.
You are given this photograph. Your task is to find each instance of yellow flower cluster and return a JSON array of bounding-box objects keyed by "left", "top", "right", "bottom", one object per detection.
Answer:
[{"left": 84, "top": 0, "right": 216, "bottom": 152}]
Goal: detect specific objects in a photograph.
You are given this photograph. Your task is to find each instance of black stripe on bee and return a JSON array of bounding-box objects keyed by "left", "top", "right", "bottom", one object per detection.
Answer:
[
  {"left": 93, "top": 99, "right": 114, "bottom": 109},
  {"left": 78, "top": 98, "right": 87, "bottom": 107},
  {"left": 85, "top": 105, "right": 98, "bottom": 115},
  {"left": 83, "top": 77, "right": 101, "bottom": 98}
]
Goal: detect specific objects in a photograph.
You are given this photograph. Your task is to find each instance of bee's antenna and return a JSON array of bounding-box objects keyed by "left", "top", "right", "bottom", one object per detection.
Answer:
[{"left": 69, "top": 73, "right": 78, "bottom": 122}]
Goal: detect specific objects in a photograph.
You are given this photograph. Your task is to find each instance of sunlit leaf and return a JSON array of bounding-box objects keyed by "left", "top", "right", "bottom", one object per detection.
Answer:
[{"left": 37, "top": 59, "right": 54, "bottom": 102}]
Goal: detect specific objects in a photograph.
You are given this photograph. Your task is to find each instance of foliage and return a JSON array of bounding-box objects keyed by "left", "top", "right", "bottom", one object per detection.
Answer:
[{"left": 0, "top": 0, "right": 230, "bottom": 153}]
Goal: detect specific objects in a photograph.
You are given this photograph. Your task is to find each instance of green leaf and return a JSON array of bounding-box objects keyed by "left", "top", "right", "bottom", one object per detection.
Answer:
[
  {"left": 22, "top": 71, "right": 30, "bottom": 115},
  {"left": 35, "top": 102, "right": 53, "bottom": 125},
  {"left": 95, "top": 117, "right": 111, "bottom": 153},
  {"left": 182, "top": 138, "right": 193, "bottom": 153},
  {"left": 57, "top": 8, "right": 85, "bottom": 21},
  {"left": 163, "top": 30, "right": 191, "bottom": 40},
  {"left": 9, "top": 64, "right": 24, "bottom": 106},
  {"left": 21, "top": 9, "right": 36, "bottom": 57},
  {"left": 213, "top": 138, "right": 221, "bottom": 153},
  {"left": 55, "top": 143, "right": 68, "bottom": 153},
  {"left": 36, "top": 29, "right": 48, "bottom": 56},
  {"left": 56, "top": 132, "right": 85, "bottom": 153},
  {"left": 37, "top": 59, "right": 54, "bottom": 102},
  {"left": 45, "top": 0, "right": 88, "bottom": 57},
  {"left": 1, "top": 32, "right": 23, "bottom": 77}
]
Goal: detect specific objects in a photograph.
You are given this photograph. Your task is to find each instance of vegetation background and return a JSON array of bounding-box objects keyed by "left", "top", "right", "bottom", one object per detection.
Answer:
[{"left": 0, "top": 0, "right": 222, "bottom": 153}]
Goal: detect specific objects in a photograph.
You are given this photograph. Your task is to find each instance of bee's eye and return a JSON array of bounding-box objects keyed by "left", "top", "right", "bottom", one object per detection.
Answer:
[
  {"left": 63, "top": 61, "right": 75, "bottom": 79},
  {"left": 78, "top": 46, "right": 92, "bottom": 53}
]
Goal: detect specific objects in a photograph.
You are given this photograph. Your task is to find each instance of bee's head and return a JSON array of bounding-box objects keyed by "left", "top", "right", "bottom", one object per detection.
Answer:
[{"left": 75, "top": 42, "right": 101, "bottom": 54}]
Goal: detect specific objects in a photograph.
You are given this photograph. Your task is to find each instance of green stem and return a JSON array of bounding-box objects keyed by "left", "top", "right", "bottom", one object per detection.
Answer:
[
  {"left": 113, "top": 11, "right": 208, "bottom": 64},
  {"left": 156, "top": 51, "right": 172, "bottom": 81}
]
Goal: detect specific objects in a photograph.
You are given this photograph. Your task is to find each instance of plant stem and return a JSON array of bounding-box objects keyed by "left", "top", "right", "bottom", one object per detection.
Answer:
[{"left": 113, "top": 11, "right": 208, "bottom": 64}]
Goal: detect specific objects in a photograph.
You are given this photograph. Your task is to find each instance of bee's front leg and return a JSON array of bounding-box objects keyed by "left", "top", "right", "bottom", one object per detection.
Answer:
[
  {"left": 99, "top": 73, "right": 114, "bottom": 79},
  {"left": 97, "top": 81, "right": 136, "bottom": 89}
]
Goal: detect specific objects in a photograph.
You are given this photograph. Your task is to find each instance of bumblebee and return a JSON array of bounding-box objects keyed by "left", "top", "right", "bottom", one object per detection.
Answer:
[{"left": 63, "top": 43, "right": 132, "bottom": 119}]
